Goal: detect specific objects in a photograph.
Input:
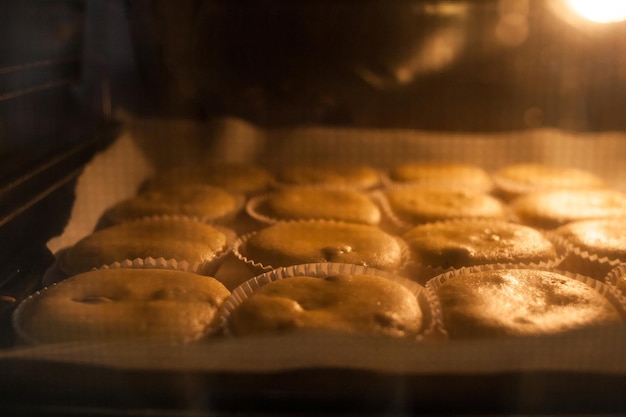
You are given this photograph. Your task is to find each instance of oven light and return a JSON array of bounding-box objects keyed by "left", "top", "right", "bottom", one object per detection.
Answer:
[{"left": 564, "top": 0, "right": 626, "bottom": 23}]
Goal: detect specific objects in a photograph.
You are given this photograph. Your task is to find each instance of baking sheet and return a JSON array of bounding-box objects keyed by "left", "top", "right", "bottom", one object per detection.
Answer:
[{"left": 5, "top": 117, "right": 626, "bottom": 375}]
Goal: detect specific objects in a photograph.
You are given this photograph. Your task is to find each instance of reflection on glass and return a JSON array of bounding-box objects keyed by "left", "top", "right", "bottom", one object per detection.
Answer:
[
  {"left": 353, "top": 3, "right": 469, "bottom": 90},
  {"left": 564, "top": 0, "right": 626, "bottom": 23}
]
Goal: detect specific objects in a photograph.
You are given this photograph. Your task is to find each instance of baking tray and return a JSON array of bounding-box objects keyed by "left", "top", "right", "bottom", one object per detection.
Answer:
[{"left": 3, "top": 117, "right": 626, "bottom": 414}]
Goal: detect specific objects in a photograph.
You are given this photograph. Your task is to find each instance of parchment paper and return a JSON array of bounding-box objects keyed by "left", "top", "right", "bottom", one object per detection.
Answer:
[{"left": 6, "top": 117, "right": 626, "bottom": 374}]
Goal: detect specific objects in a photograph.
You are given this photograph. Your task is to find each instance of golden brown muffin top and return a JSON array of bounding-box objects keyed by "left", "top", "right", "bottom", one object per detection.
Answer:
[
  {"left": 228, "top": 274, "right": 422, "bottom": 338},
  {"left": 493, "top": 164, "right": 606, "bottom": 199},
  {"left": 241, "top": 221, "right": 403, "bottom": 271},
  {"left": 252, "top": 187, "right": 380, "bottom": 225},
  {"left": 511, "top": 189, "right": 626, "bottom": 229},
  {"left": 384, "top": 187, "right": 507, "bottom": 226},
  {"left": 389, "top": 163, "right": 493, "bottom": 191},
  {"left": 436, "top": 269, "right": 621, "bottom": 339},
  {"left": 141, "top": 163, "right": 273, "bottom": 194},
  {"left": 554, "top": 218, "right": 626, "bottom": 260},
  {"left": 403, "top": 220, "right": 557, "bottom": 269},
  {"left": 15, "top": 268, "right": 230, "bottom": 344},
  {"left": 275, "top": 164, "right": 380, "bottom": 189},
  {"left": 60, "top": 218, "right": 228, "bottom": 276},
  {"left": 98, "top": 185, "right": 240, "bottom": 228}
]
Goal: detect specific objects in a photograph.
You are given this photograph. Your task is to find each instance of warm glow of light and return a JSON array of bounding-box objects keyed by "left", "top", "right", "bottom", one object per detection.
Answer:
[{"left": 565, "top": 0, "right": 626, "bottom": 23}]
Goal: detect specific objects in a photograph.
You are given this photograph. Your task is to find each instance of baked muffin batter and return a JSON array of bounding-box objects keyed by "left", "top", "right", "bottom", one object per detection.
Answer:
[
  {"left": 141, "top": 163, "right": 273, "bottom": 195},
  {"left": 389, "top": 163, "right": 493, "bottom": 192},
  {"left": 554, "top": 219, "right": 626, "bottom": 261},
  {"left": 435, "top": 269, "right": 621, "bottom": 339},
  {"left": 251, "top": 187, "right": 381, "bottom": 225},
  {"left": 493, "top": 164, "right": 606, "bottom": 200},
  {"left": 403, "top": 220, "right": 558, "bottom": 269},
  {"left": 275, "top": 164, "right": 380, "bottom": 189},
  {"left": 15, "top": 268, "right": 231, "bottom": 344},
  {"left": 228, "top": 274, "right": 423, "bottom": 338},
  {"left": 511, "top": 189, "right": 626, "bottom": 229},
  {"left": 97, "top": 185, "right": 240, "bottom": 228},
  {"left": 384, "top": 187, "right": 507, "bottom": 226},
  {"left": 59, "top": 218, "right": 228, "bottom": 276},
  {"left": 240, "top": 221, "right": 403, "bottom": 271}
]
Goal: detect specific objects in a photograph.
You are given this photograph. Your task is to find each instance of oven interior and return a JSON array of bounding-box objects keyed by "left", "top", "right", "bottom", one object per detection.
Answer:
[{"left": 2, "top": 0, "right": 626, "bottom": 415}]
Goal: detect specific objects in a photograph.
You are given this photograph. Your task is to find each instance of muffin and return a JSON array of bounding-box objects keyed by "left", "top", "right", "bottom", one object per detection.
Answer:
[
  {"left": 388, "top": 162, "right": 493, "bottom": 192},
  {"left": 58, "top": 217, "right": 231, "bottom": 277},
  {"left": 551, "top": 218, "right": 626, "bottom": 279},
  {"left": 235, "top": 221, "right": 405, "bottom": 272},
  {"left": 247, "top": 187, "right": 381, "bottom": 225},
  {"left": 403, "top": 220, "right": 559, "bottom": 281},
  {"left": 493, "top": 164, "right": 606, "bottom": 200},
  {"left": 226, "top": 274, "right": 423, "bottom": 338},
  {"left": 274, "top": 164, "right": 381, "bottom": 189},
  {"left": 382, "top": 186, "right": 507, "bottom": 229},
  {"left": 96, "top": 185, "right": 243, "bottom": 229},
  {"left": 510, "top": 189, "right": 626, "bottom": 230},
  {"left": 14, "top": 268, "right": 230, "bottom": 344},
  {"left": 430, "top": 268, "right": 622, "bottom": 339},
  {"left": 141, "top": 162, "right": 273, "bottom": 195}
]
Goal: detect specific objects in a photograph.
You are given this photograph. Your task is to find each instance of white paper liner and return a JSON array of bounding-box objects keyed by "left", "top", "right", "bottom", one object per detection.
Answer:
[
  {"left": 425, "top": 264, "right": 626, "bottom": 340},
  {"left": 13, "top": 283, "right": 59, "bottom": 346},
  {"left": 374, "top": 185, "right": 511, "bottom": 234},
  {"left": 245, "top": 193, "right": 278, "bottom": 225},
  {"left": 231, "top": 219, "right": 411, "bottom": 276},
  {"left": 99, "top": 256, "right": 224, "bottom": 276},
  {"left": 368, "top": 190, "right": 408, "bottom": 235},
  {"left": 245, "top": 188, "right": 382, "bottom": 226},
  {"left": 406, "top": 256, "right": 564, "bottom": 287},
  {"left": 13, "top": 273, "right": 227, "bottom": 346},
  {"left": 606, "top": 264, "right": 626, "bottom": 304},
  {"left": 218, "top": 262, "right": 434, "bottom": 341},
  {"left": 95, "top": 191, "right": 247, "bottom": 231},
  {"left": 547, "top": 232, "right": 626, "bottom": 280},
  {"left": 45, "top": 218, "right": 237, "bottom": 286}
]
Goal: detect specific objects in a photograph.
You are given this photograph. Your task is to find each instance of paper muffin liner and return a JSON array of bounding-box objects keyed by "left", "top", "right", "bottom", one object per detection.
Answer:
[
  {"left": 232, "top": 219, "right": 411, "bottom": 277},
  {"left": 46, "top": 218, "right": 237, "bottom": 286},
  {"left": 245, "top": 188, "right": 382, "bottom": 227},
  {"left": 217, "top": 262, "right": 436, "bottom": 341},
  {"left": 546, "top": 232, "right": 625, "bottom": 281},
  {"left": 372, "top": 187, "right": 413, "bottom": 233},
  {"left": 98, "top": 255, "right": 229, "bottom": 276},
  {"left": 605, "top": 264, "right": 626, "bottom": 304},
  {"left": 368, "top": 190, "right": 408, "bottom": 235},
  {"left": 373, "top": 186, "right": 511, "bottom": 234},
  {"left": 14, "top": 273, "right": 228, "bottom": 346},
  {"left": 13, "top": 283, "right": 61, "bottom": 346},
  {"left": 400, "top": 219, "right": 567, "bottom": 285},
  {"left": 405, "top": 256, "right": 565, "bottom": 287},
  {"left": 95, "top": 192, "right": 247, "bottom": 231},
  {"left": 245, "top": 193, "right": 291, "bottom": 225},
  {"left": 424, "top": 264, "right": 626, "bottom": 340}
]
